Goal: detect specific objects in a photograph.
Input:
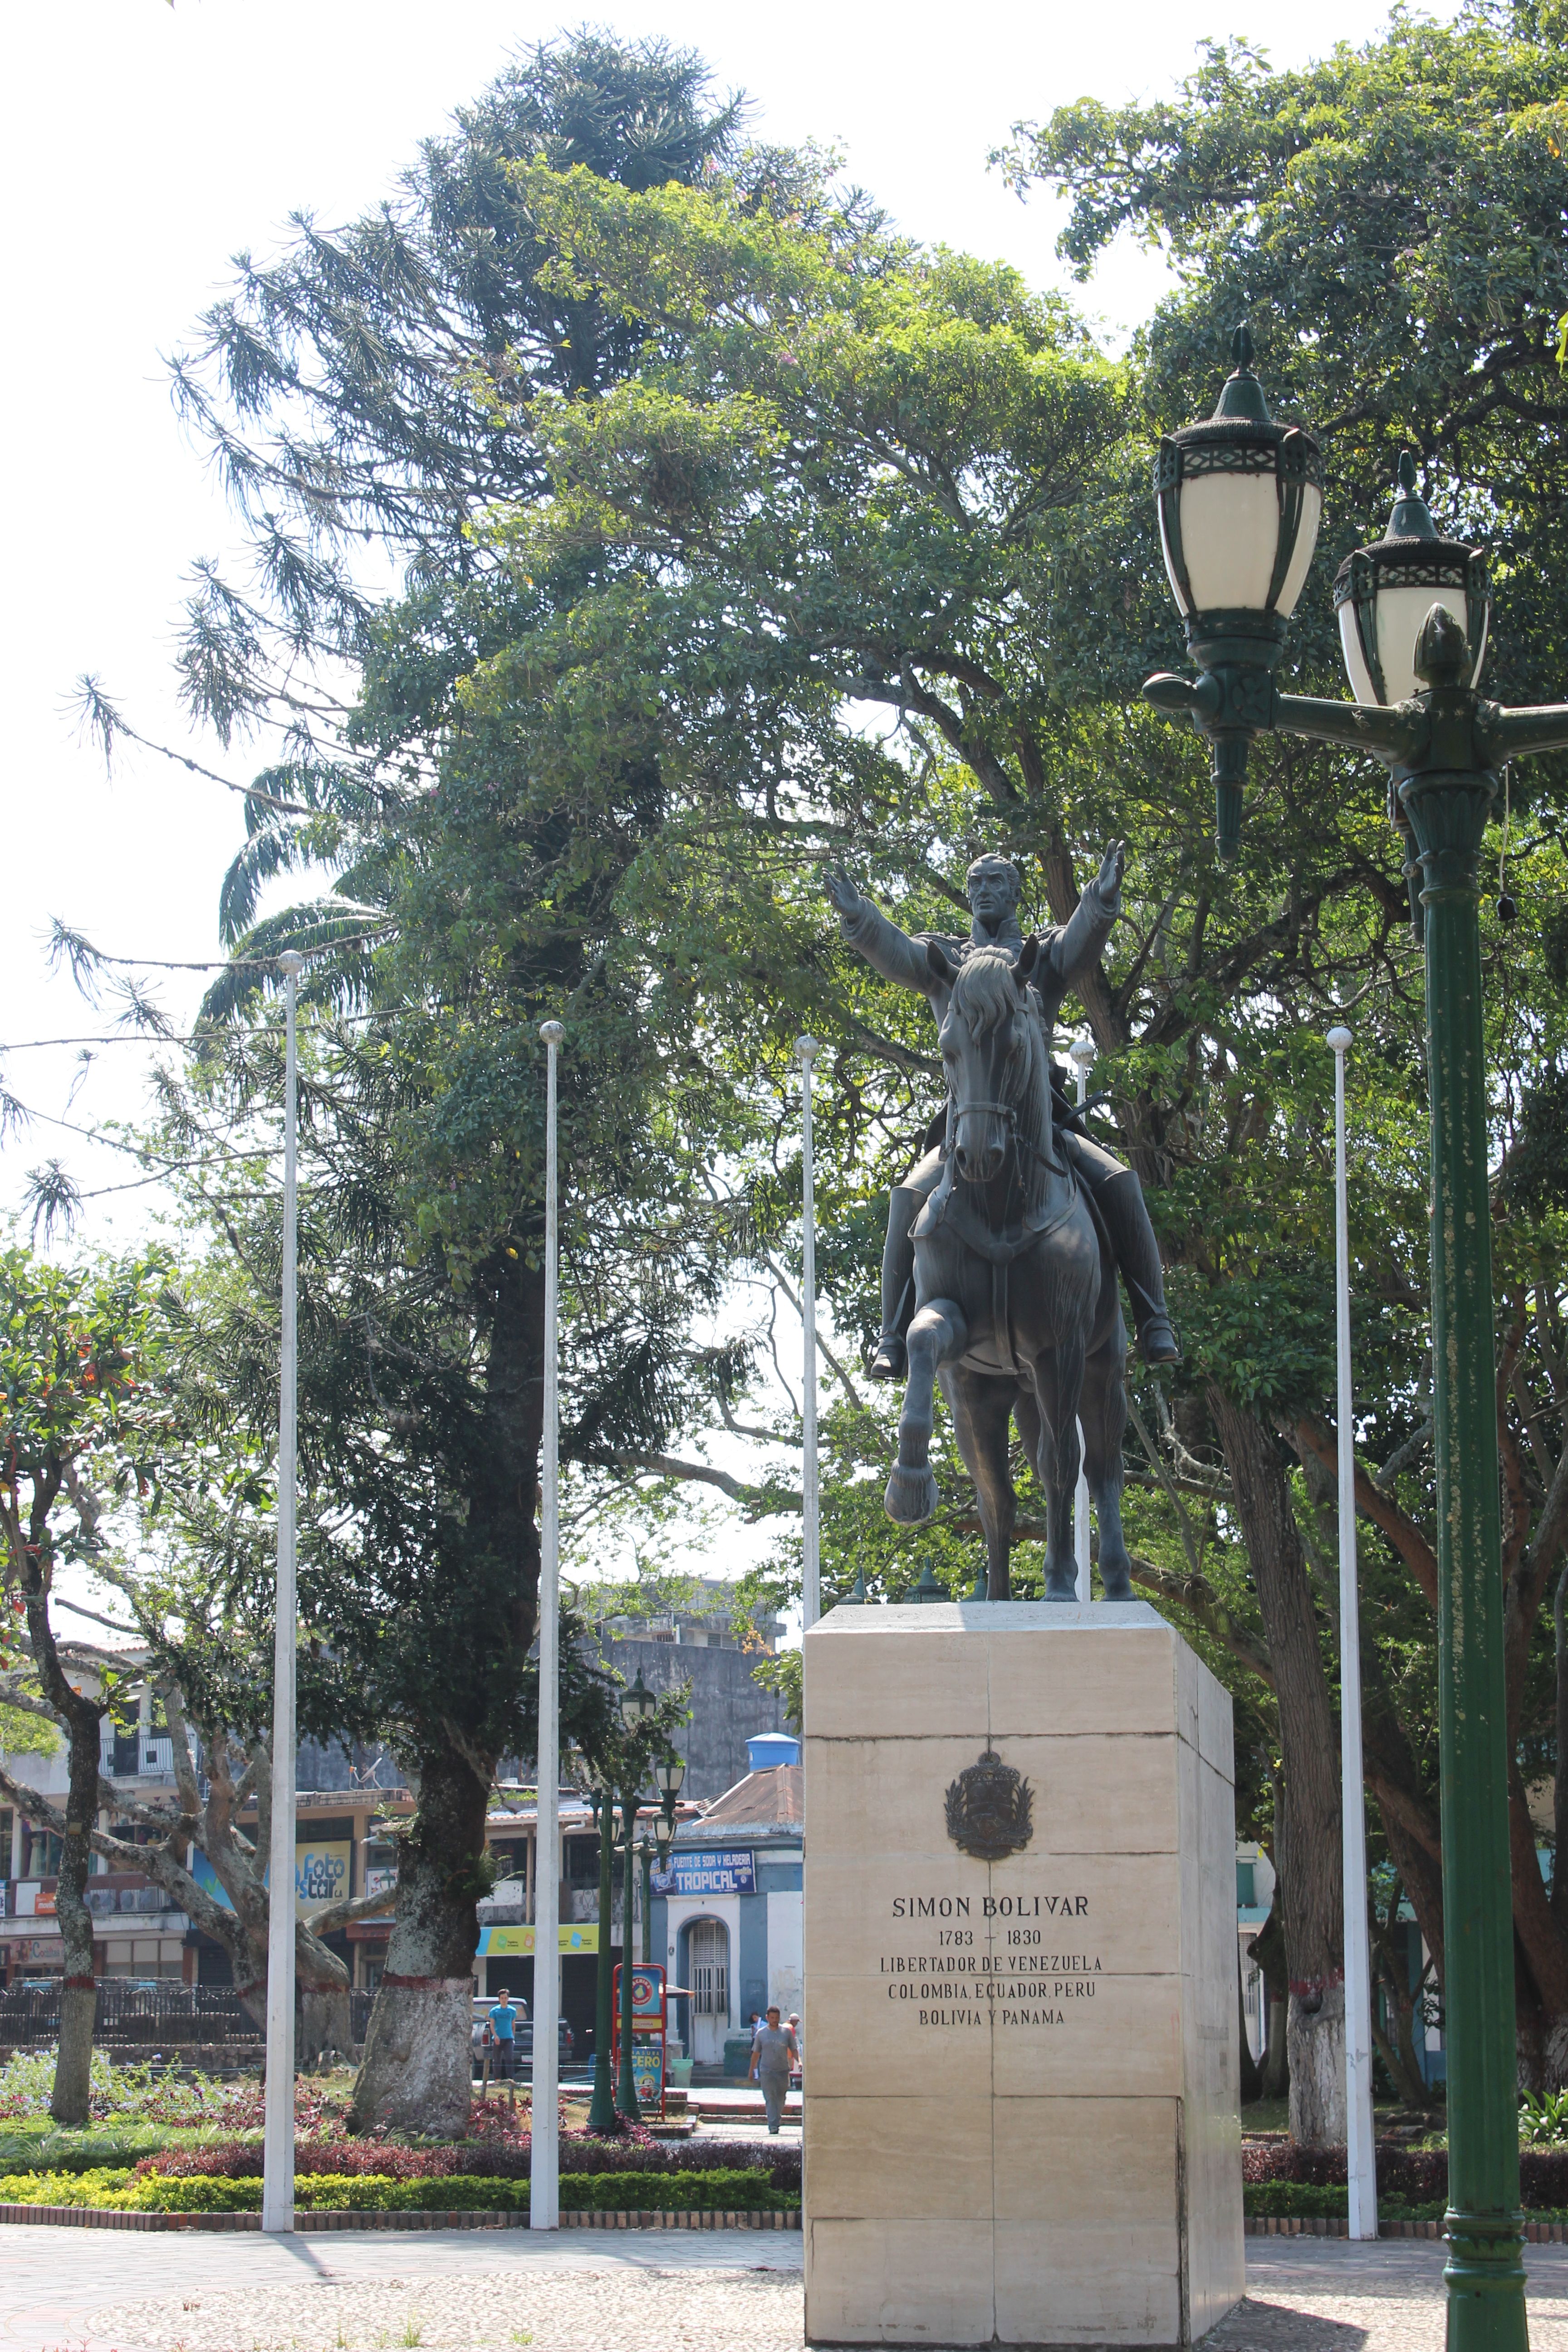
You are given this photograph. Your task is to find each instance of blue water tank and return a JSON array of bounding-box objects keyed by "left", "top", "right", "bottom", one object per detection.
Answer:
[{"left": 746, "top": 1733, "right": 801, "bottom": 1771}]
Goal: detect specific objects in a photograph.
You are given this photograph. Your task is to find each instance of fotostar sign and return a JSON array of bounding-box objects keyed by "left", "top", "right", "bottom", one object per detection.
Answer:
[{"left": 652, "top": 1848, "right": 755, "bottom": 1897}]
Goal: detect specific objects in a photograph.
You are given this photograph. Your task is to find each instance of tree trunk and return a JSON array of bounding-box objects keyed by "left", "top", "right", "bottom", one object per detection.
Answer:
[
  {"left": 349, "top": 1744, "right": 488, "bottom": 2136},
  {"left": 21, "top": 1588, "right": 104, "bottom": 2127},
  {"left": 296, "top": 1921, "right": 353, "bottom": 2066},
  {"left": 51, "top": 1699, "right": 103, "bottom": 2126},
  {"left": 1208, "top": 1387, "right": 1345, "bottom": 2146},
  {"left": 1248, "top": 1906, "right": 1290, "bottom": 2103}
]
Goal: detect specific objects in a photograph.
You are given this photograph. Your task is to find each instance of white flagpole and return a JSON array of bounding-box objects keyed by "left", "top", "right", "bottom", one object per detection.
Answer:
[
  {"left": 1328, "top": 1022, "right": 1377, "bottom": 2239},
  {"left": 263, "top": 948, "right": 304, "bottom": 2235},
  {"left": 797, "top": 1036, "right": 820, "bottom": 1632},
  {"left": 532, "top": 1018, "right": 564, "bottom": 2232},
  {"left": 1069, "top": 1036, "right": 1097, "bottom": 1603}
]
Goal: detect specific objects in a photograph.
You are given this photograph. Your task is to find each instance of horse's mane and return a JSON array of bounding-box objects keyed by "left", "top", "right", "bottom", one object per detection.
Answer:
[
  {"left": 948, "top": 949, "right": 1054, "bottom": 1181},
  {"left": 949, "top": 947, "right": 1020, "bottom": 1039}
]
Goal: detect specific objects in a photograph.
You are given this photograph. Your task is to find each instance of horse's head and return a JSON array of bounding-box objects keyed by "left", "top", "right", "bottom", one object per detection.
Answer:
[{"left": 931, "top": 936, "right": 1043, "bottom": 1185}]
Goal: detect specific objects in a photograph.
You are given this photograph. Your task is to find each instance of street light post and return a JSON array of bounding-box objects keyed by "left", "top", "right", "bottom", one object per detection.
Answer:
[
  {"left": 262, "top": 947, "right": 304, "bottom": 2238},
  {"left": 1328, "top": 1024, "right": 1377, "bottom": 2242},
  {"left": 586, "top": 1784, "right": 618, "bottom": 2136},
  {"left": 616, "top": 1792, "right": 640, "bottom": 2117},
  {"left": 638, "top": 1833, "right": 657, "bottom": 1966},
  {"left": 614, "top": 1671, "right": 660, "bottom": 2119},
  {"left": 532, "top": 1017, "right": 565, "bottom": 2234},
  {"left": 796, "top": 1036, "right": 821, "bottom": 1632},
  {"left": 1143, "top": 336, "right": 1568, "bottom": 2351}
]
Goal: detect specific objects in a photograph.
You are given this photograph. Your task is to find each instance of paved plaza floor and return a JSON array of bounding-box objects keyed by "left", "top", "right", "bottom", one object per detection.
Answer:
[{"left": 3, "top": 2225, "right": 1567, "bottom": 2351}]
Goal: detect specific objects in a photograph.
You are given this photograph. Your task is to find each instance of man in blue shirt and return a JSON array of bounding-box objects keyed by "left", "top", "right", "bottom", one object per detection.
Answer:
[{"left": 489, "top": 1987, "right": 520, "bottom": 2082}]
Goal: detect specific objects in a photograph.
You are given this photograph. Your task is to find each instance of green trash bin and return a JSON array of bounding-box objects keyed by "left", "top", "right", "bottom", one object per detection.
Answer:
[{"left": 723, "top": 2034, "right": 754, "bottom": 2078}]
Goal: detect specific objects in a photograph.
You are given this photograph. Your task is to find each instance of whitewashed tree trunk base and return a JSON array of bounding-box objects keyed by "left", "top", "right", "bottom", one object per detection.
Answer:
[
  {"left": 1288, "top": 1983, "right": 1347, "bottom": 2147},
  {"left": 350, "top": 1976, "right": 471, "bottom": 2137}
]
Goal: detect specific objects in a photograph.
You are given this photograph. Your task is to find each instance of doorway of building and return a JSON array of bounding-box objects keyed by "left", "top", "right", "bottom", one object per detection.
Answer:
[{"left": 686, "top": 1918, "right": 730, "bottom": 2068}]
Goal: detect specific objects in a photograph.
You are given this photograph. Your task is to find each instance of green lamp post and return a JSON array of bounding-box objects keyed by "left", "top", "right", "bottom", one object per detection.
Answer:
[
  {"left": 1145, "top": 334, "right": 1568, "bottom": 2352},
  {"left": 614, "top": 1670, "right": 660, "bottom": 2119},
  {"left": 652, "top": 1754, "right": 685, "bottom": 2080},
  {"left": 585, "top": 1783, "right": 618, "bottom": 2135},
  {"left": 638, "top": 1830, "right": 657, "bottom": 1967},
  {"left": 614, "top": 1789, "right": 641, "bottom": 2118}
]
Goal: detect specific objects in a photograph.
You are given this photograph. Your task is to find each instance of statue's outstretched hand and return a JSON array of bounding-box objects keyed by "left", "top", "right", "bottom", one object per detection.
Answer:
[
  {"left": 824, "top": 867, "right": 862, "bottom": 921},
  {"left": 1097, "top": 840, "right": 1126, "bottom": 905}
]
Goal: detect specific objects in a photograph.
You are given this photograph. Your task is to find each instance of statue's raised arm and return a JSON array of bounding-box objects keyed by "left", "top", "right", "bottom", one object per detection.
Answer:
[
  {"left": 823, "top": 867, "right": 936, "bottom": 998},
  {"left": 1047, "top": 838, "right": 1125, "bottom": 988}
]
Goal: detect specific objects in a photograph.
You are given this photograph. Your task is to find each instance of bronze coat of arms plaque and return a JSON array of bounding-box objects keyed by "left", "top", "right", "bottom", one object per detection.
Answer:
[{"left": 944, "top": 1746, "right": 1034, "bottom": 1861}]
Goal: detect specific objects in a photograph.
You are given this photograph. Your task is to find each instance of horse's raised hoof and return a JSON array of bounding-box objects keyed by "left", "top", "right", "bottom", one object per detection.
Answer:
[
  {"left": 1099, "top": 1562, "right": 1135, "bottom": 1602},
  {"left": 885, "top": 1462, "right": 937, "bottom": 1524}
]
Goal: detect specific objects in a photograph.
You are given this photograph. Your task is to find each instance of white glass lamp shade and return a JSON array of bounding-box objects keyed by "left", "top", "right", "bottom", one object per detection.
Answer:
[
  {"left": 1336, "top": 581, "right": 1487, "bottom": 706},
  {"left": 1333, "top": 457, "right": 1490, "bottom": 707},
  {"left": 1154, "top": 327, "right": 1323, "bottom": 631},
  {"left": 1160, "top": 458, "right": 1322, "bottom": 620},
  {"left": 619, "top": 1666, "right": 657, "bottom": 1730}
]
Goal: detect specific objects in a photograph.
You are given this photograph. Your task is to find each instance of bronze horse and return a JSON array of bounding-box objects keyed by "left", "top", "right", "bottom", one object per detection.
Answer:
[{"left": 883, "top": 939, "right": 1134, "bottom": 1602}]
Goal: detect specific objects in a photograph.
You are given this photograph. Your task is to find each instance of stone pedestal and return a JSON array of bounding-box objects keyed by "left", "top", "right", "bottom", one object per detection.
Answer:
[{"left": 802, "top": 1602, "right": 1243, "bottom": 2350}]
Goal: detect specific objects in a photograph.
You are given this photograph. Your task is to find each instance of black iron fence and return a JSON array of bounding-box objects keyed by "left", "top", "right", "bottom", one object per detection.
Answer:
[{"left": 0, "top": 1982, "right": 376, "bottom": 2047}]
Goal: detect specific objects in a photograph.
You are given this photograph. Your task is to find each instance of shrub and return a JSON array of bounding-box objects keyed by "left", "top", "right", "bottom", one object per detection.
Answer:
[
  {"left": 1240, "top": 2138, "right": 1568, "bottom": 2215},
  {"left": 559, "top": 2170, "right": 793, "bottom": 2213},
  {"left": 0, "top": 2166, "right": 798, "bottom": 2215},
  {"left": 1244, "top": 2183, "right": 1349, "bottom": 2218},
  {"left": 137, "top": 2134, "right": 801, "bottom": 2194}
]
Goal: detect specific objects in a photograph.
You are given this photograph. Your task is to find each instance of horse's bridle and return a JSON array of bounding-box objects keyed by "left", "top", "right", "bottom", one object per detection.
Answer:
[{"left": 948, "top": 1096, "right": 1062, "bottom": 1179}]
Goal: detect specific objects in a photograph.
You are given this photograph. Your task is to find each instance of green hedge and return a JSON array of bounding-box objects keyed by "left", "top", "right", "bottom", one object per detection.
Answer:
[
  {"left": 1242, "top": 2183, "right": 1453, "bottom": 2223},
  {"left": 0, "top": 2167, "right": 798, "bottom": 2216}
]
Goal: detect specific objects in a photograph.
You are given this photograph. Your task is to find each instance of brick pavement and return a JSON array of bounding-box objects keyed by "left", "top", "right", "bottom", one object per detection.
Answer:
[{"left": 4, "top": 2225, "right": 1568, "bottom": 2351}]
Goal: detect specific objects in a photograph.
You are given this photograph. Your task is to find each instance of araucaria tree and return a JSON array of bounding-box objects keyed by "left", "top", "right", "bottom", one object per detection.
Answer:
[{"left": 137, "top": 34, "right": 757, "bottom": 2133}]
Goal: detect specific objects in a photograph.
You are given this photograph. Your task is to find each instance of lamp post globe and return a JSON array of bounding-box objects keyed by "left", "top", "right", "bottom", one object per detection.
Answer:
[
  {"left": 1334, "top": 453, "right": 1490, "bottom": 710},
  {"left": 653, "top": 1753, "right": 686, "bottom": 1806},
  {"left": 1151, "top": 323, "right": 1323, "bottom": 857},
  {"left": 620, "top": 1667, "right": 657, "bottom": 1734}
]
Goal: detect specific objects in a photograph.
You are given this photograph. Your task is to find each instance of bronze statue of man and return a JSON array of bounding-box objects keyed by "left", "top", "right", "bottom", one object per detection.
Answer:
[{"left": 824, "top": 848, "right": 1179, "bottom": 1375}]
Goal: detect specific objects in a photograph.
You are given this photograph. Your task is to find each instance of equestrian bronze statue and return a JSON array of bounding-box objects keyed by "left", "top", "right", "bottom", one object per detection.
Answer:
[{"left": 824, "top": 848, "right": 1176, "bottom": 1601}]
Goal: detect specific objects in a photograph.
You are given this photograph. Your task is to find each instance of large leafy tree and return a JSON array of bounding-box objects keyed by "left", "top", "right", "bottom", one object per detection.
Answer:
[
  {"left": 995, "top": 0, "right": 1568, "bottom": 2099},
  {"left": 476, "top": 156, "right": 1413, "bottom": 2140},
  {"left": 134, "top": 33, "right": 816, "bottom": 2134}
]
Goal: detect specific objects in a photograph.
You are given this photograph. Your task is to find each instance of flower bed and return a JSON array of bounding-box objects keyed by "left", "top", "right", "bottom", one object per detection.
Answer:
[{"left": 0, "top": 2166, "right": 797, "bottom": 2216}]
